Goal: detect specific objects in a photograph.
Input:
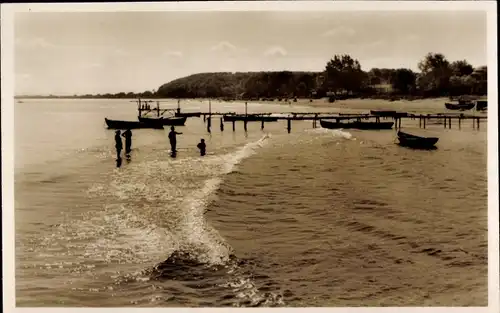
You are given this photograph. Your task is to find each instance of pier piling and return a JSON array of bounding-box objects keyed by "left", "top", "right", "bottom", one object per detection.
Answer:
[
  {"left": 207, "top": 117, "right": 211, "bottom": 133},
  {"left": 287, "top": 118, "right": 291, "bottom": 133},
  {"left": 477, "top": 117, "right": 480, "bottom": 130},
  {"left": 423, "top": 117, "right": 426, "bottom": 129},
  {"left": 244, "top": 119, "right": 248, "bottom": 132},
  {"left": 232, "top": 120, "right": 236, "bottom": 132},
  {"left": 261, "top": 119, "right": 265, "bottom": 130},
  {"left": 448, "top": 117, "right": 451, "bottom": 129},
  {"left": 220, "top": 117, "right": 224, "bottom": 132},
  {"left": 459, "top": 117, "right": 462, "bottom": 129},
  {"left": 444, "top": 117, "right": 447, "bottom": 128}
]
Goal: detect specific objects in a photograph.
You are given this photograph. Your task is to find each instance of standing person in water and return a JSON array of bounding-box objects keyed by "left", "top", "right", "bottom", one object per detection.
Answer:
[
  {"left": 122, "top": 129, "right": 132, "bottom": 155},
  {"left": 197, "top": 138, "right": 206, "bottom": 156},
  {"left": 168, "top": 126, "right": 182, "bottom": 153},
  {"left": 114, "top": 130, "right": 123, "bottom": 159}
]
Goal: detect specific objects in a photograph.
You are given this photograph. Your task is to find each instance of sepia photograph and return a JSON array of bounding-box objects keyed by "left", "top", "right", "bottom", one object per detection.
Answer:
[{"left": 1, "top": 1, "right": 498, "bottom": 310}]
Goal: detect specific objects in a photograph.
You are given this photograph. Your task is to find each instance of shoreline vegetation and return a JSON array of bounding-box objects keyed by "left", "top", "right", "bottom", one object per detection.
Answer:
[{"left": 16, "top": 53, "right": 487, "bottom": 103}]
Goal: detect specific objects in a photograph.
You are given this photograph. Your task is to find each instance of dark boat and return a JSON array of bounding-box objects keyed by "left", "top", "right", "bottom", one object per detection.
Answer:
[
  {"left": 104, "top": 118, "right": 164, "bottom": 129},
  {"left": 138, "top": 116, "right": 187, "bottom": 126},
  {"left": 444, "top": 100, "right": 475, "bottom": 111},
  {"left": 223, "top": 114, "right": 279, "bottom": 122},
  {"left": 397, "top": 131, "right": 439, "bottom": 149},
  {"left": 370, "top": 110, "right": 397, "bottom": 116},
  {"left": 175, "top": 112, "right": 201, "bottom": 118},
  {"left": 475, "top": 100, "right": 487, "bottom": 111},
  {"left": 320, "top": 119, "right": 394, "bottom": 130},
  {"left": 370, "top": 110, "right": 408, "bottom": 117}
]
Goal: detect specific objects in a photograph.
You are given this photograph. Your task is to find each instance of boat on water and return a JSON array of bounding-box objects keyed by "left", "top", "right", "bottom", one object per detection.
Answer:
[
  {"left": 320, "top": 119, "right": 394, "bottom": 130},
  {"left": 138, "top": 116, "right": 187, "bottom": 126},
  {"left": 104, "top": 118, "right": 164, "bottom": 130},
  {"left": 370, "top": 110, "right": 408, "bottom": 117},
  {"left": 397, "top": 131, "right": 439, "bottom": 149},
  {"left": 223, "top": 114, "right": 279, "bottom": 122},
  {"left": 475, "top": 100, "right": 487, "bottom": 111},
  {"left": 370, "top": 110, "right": 396, "bottom": 116},
  {"left": 444, "top": 99, "right": 475, "bottom": 111},
  {"left": 174, "top": 112, "right": 201, "bottom": 118}
]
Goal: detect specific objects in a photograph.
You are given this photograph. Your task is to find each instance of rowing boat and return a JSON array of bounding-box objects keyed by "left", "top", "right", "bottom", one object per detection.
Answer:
[
  {"left": 397, "top": 131, "right": 439, "bottom": 149},
  {"left": 104, "top": 118, "right": 164, "bottom": 129},
  {"left": 223, "top": 114, "right": 279, "bottom": 122},
  {"left": 320, "top": 119, "right": 394, "bottom": 130},
  {"left": 138, "top": 116, "right": 187, "bottom": 126}
]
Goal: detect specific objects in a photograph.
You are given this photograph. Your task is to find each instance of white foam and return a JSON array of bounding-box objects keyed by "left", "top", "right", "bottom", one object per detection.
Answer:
[
  {"left": 305, "top": 127, "right": 353, "bottom": 139},
  {"left": 174, "top": 134, "right": 271, "bottom": 264},
  {"left": 84, "top": 134, "right": 272, "bottom": 266}
]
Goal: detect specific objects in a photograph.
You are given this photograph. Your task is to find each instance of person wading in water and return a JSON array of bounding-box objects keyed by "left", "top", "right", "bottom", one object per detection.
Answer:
[
  {"left": 114, "top": 130, "right": 123, "bottom": 159},
  {"left": 197, "top": 138, "right": 206, "bottom": 156},
  {"left": 168, "top": 126, "right": 182, "bottom": 154},
  {"left": 122, "top": 129, "right": 133, "bottom": 155}
]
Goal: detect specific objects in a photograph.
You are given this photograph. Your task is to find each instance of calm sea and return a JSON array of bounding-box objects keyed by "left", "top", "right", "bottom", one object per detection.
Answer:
[{"left": 14, "top": 98, "right": 488, "bottom": 307}]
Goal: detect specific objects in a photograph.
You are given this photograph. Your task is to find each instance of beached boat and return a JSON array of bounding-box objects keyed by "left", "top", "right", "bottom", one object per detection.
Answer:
[
  {"left": 444, "top": 101, "right": 475, "bottom": 111},
  {"left": 320, "top": 119, "right": 394, "bottom": 130},
  {"left": 138, "top": 116, "right": 187, "bottom": 126},
  {"left": 104, "top": 118, "right": 164, "bottom": 129},
  {"left": 475, "top": 100, "right": 487, "bottom": 111},
  {"left": 223, "top": 114, "right": 279, "bottom": 122},
  {"left": 397, "top": 131, "right": 439, "bottom": 149}
]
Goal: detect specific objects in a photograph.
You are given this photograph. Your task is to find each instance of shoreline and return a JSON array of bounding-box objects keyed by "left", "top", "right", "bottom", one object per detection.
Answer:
[{"left": 15, "top": 97, "right": 489, "bottom": 114}]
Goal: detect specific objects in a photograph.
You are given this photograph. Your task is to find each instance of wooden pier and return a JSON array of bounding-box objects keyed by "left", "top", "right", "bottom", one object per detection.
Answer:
[
  {"left": 197, "top": 112, "right": 487, "bottom": 133},
  {"left": 131, "top": 99, "right": 487, "bottom": 133}
]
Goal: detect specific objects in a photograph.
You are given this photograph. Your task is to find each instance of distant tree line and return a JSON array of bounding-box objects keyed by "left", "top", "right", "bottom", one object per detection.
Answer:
[
  {"left": 16, "top": 90, "right": 156, "bottom": 99},
  {"left": 155, "top": 53, "right": 487, "bottom": 101},
  {"left": 16, "top": 53, "right": 486, "bottom": 101}
]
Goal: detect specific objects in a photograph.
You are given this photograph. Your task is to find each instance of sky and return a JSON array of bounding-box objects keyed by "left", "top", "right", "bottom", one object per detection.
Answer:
[{"left": 14, "top": 10, "right": 487, "bottom": 95}]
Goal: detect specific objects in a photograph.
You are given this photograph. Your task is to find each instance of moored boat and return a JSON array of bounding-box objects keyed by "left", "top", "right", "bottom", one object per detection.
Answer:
[
  {"left": 223, "top": 114, "right": 279, "bottom": 122},
  {"left": 320, "top": 119, "right": 394, "bottom": 130},
  {"left": 104, "top": 118, "right": 164, "bottom": 129},
  {"left": 397, "top": 131, "right": 439, "bottom": 149},
  {"left": 174, "top": 112, "right": 201, "bottom": 118},
  {"left": 475, "top": 100, "right": 487, "bottom": 111},
  {"left": 370, "top": 110, "right": 408, "bottom": 117},
  {"left": 138, "top": 116, "right": 187, "bottom": 126},
  {"left": 444, "top": 100, "right": 475, "bottom": 111},
  {"left": 370, "top": 110, "right": 397, "bottom": 117}
]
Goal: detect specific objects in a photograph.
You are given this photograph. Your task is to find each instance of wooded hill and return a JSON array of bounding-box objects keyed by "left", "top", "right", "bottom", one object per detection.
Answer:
[{"left": 155, "top": 53, "right": 487, "bottom": 100}]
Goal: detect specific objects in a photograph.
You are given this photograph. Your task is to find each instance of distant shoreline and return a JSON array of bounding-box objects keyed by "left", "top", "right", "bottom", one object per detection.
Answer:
[{"left": 15, "top": 95, "right": 485, "bottom": 102}]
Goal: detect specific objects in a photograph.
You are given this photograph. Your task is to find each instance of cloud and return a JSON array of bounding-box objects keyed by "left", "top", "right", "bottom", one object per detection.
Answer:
[
  {"left": 209, "top": 41, "right": 237, "bottom": 53},
  {"left": 164, "top": 50, "right": 183, "bottom": 58},
  {"left": 263, "top": 46, "right": 288, "bottom": 58},
  {"left": 321, "top": 27, "right": 356, "bottom": 38}
]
